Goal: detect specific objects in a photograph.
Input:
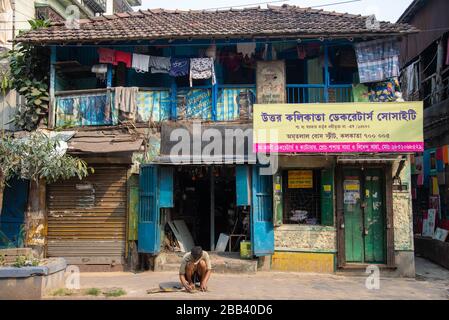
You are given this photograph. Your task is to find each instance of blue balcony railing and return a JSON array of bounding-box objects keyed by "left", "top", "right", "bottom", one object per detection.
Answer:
[{"left": 287, "top": 84, "right": 353, "bottom": 104}]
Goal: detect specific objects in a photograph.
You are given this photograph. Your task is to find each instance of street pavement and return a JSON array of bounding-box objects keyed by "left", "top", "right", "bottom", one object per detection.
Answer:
[{"left": 45, "top": 257, "right": 449, "bottom": 300}]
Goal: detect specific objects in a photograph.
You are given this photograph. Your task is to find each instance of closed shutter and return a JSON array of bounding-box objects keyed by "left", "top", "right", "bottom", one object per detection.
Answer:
[{"left": 47, "top": 167, "right": 128, "bottom": 265}]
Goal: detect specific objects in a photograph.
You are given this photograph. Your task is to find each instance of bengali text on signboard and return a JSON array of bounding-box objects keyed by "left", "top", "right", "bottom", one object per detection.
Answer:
[{"left": 253, "top": 102, "right": 424, "bottom": 153}]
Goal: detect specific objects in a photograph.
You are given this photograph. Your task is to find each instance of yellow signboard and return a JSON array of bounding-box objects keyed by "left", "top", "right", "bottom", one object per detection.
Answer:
[
  {"left": 253, "top": 102, "right": 424, "bottom": 153},
  {"left": 288, "top": 170, "right": 313, "bottom": 189}
]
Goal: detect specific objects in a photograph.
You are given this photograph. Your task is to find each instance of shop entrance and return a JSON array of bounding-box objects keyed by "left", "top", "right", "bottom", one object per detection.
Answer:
[
  {"left": 167, "top": 165, "right": 250, "bottom": 252},
  {"left": 343, "top": 168, "right": 386, "bottom": 264}
]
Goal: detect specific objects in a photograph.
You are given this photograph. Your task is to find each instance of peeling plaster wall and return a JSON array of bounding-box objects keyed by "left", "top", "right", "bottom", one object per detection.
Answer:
[
  {"left": 274, "top": 225, "right": 337, "bottom": 252},
  {"left": 392, "top": 157, "right": 414, "bottom": 252},
  {"left": 25, "top": 180, "right": 47, "bottom": 257},
  {"left": 393, "top": 192, "right": 414, "bottom": 251}
]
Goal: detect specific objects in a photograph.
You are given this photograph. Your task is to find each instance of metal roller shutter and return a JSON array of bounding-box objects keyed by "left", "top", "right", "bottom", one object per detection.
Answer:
[{"left": 47, "top": 167, "right": 128, "bottom": 265}]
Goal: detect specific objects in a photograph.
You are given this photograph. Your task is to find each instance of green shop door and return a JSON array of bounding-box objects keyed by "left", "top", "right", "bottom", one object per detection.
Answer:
[{"left": 343, "top": 168, "right": 386, "bottom": 264}]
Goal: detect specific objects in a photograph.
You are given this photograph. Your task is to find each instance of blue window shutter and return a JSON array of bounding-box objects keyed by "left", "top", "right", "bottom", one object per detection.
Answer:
[
  {"left": 236, "top": 165, "right": 251, "bottom": 206},
  {"left": 138, "top": 165, "right": 161, "bottom": 254},
  {"left": 251, "top": 165, "right": 274, "bottom": 257},
  {"left": 159, "top": 167, "right": 174, "bottom": 208}
]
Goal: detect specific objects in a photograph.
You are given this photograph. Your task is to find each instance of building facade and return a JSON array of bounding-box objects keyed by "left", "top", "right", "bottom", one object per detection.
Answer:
[
  {"left": 35, "top": 0, "right": 142, "bottom": 21},
  {"left": 9, "top": 5, "right": 420, "bottom": 276},
  {"left": 398, "top": 0, "right": 449, "bottom": 269}
]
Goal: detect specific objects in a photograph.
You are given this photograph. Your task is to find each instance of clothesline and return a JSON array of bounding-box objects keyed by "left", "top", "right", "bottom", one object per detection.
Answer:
[{"left": 97, "top": 47, "right": 218, "bottom": 87}]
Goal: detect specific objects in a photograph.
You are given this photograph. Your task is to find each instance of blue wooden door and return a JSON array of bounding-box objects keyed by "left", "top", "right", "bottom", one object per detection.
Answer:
[
  {"left": 138, "top": 165, "right": 160, "bottom": 254},
  {"left": 0, "top": 178, "right": 29, "bottom": 248},
  {"left": 251, "top": 166, "right": 274, "bottom": 256}
]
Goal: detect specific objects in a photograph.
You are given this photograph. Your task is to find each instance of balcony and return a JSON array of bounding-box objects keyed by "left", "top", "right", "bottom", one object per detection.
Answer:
[
  {"left": 54, "top": 84, "right": 356, "bottom": 128},
  {"left": 287, "top": 85, "right": 353, "bottom": 104},
  {"left": 54, "top": 85, "right": 257, "bottom": 127},
  {"left": 83, "top": 0, "right": 107, "bottom": 13}
]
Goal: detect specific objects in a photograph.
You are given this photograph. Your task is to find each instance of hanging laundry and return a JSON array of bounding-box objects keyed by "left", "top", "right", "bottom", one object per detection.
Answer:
[
  {"left": 423, "top": 150, "right": 431, "bottom": 187},
  {"left": 436, "top": 148, "right": 445, "bottom": 173},
  {"left": 98, "top": 48, "right": 116, "bottom": 64},
  {"left": 438, "top": 172, "right": 446, "bottom": 185},
  {"left": 355, "top": 38, "right": 400, "bottom": 83},
  {"left": 237, "top": 43, "right": 256, "bottom": 58},
  {"left": 352, "top": 83, "right": 370, "bottom": 102},
  {"left": 91, "top": 64, "right": 108, "bottom": 74},
  {"left": 261, "top": 44, "right": 277, "bottom": 61},
  {"left": 115, "top": 87, "right": 139, "bottom": 120},
  {"left": 132, "top": 53, "right": 150, "bottom": 73},
  {"left": 297, "top": 45, "right": 306, "bottom": 59},
  {"left": 91, "top": 64, "right": 108, "bottom": 81},
  {"left": 436, "top": 147, "right": 443, "bottom": 161},
  {"left": 443, "top": 145, "right": 449, "bottom": 165},
  {"left": 417, "top": 173, "right": 424, "bottom": 186},
  {"left": 403, "top": 61, "right": 419, "bottom": 99},
  {"left": 169, "top": 58, "right": 190, "bottom": 77},
  {"left": 446, "top": 38, "right": 449, "bottom": 66},
  {"left": 206, "top": 44, "right": 217, "bottom": 59},
  {"left": 432, "top": 177, "right": 439, "bottom": 196},
  {"left": 368, "top": 78, "right": 402, "bottom": 102},
  {"left": 190, "top": 58, "right": 216, "bottom": 87},
  {"left": 305, "top": 43, "right": 321, "bottom": 58},
  {"left": 114, "top": 51, "right": 132, "bottom": 68},
  {"left": 149, "top": 56, "right": 171, "bottom": 74}
]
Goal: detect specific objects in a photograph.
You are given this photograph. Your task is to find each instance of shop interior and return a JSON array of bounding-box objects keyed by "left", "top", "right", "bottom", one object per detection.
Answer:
[{"left": 163, "top": 165, "right": 250, "bottom": 252}]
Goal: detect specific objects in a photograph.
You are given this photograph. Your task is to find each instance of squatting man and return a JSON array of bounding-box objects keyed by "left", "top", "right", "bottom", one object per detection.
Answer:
[{"left": 179, "top": 246, "right": 212, "bottom": 292}]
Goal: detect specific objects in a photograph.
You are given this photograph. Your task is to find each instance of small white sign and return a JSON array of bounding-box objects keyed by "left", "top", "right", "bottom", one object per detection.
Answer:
[
  {"left": 433, "top": 228, "right": 449, "bottom": 242},
  {"left": 422, "top": 209, "right": 437, "bottom": 237}
]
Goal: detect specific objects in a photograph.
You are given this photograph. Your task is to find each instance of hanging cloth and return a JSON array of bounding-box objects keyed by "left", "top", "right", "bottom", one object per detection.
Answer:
[
  {"left": 190, "top": 58, "right": 216, "bottom": 87},
  {"left": 169, "top": 58, "right": 190, "bottom": 77},
  {"left": 297, "top": 45, "right": 307, "bottom": 59},
  {"left": 355, "top": 38, "right": 400, "bottom": 83},
  {"left": 114, "top": 87, "right": 139, "bottom": 120},
  {"left": 91, "top": 64, "right": 108, "bottom": 81},
  {"left": 236, "top": 43, "right": 256, "bottom": 57},
  {"left": 148, "top": 56, "right": 171, "bottom": 74},
  {"left": 443, "top": 145, "right": 449, "bottom": 165},
  {"left": 98, "top": 48, "right": 116, "bottom": 65},
  {"left": 404, "top": 61, "right": 419, "bottom": 98},
  {"left": 446, "top": 39, "right": 449, "bottom": 66},
  {"left": 114, "top": 51, "right": 132, "bottom": 68},
  {"left": 132, "top": 53, "right": 150, "bottom": 73}
]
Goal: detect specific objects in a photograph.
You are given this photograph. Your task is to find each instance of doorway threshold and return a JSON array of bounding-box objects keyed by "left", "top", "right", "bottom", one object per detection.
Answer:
[
  {"left": 155, "top": 251, "right": 258, "bottom": 274},
  {"left": 339, "top": 263, "right": 396, "bottom": 270}
]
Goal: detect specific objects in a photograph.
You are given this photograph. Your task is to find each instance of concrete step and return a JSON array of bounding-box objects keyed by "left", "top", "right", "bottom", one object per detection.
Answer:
[
  {"left": 164, "top": 252, "right": 185, "bottom": 264},
  {"left": 157, "top": 263, "right": 181, "bottom": 272},
  {"left": 155, "top": 252, "right": 258, "bottom": 274}
]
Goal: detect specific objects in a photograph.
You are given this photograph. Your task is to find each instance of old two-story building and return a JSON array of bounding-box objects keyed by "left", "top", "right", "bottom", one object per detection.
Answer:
[
  {"left": 12, "top": 5, "right": 421, "bottom": 276},
  {"left": 398, "top": 0, "right": 449, "bottom": 269}
]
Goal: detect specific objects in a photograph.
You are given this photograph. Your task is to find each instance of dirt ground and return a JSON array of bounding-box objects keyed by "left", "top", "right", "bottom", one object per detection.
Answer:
[{"left": 45, "top": 257, "right": 449, "bottom": 300}]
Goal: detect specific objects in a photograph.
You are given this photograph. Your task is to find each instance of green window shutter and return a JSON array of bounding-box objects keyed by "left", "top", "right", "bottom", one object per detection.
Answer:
[{"left": 321, "top": 168, "right": 335, "bottom": 226}]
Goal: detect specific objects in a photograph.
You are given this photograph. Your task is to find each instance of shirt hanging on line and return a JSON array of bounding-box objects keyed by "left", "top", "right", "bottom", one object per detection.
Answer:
[
  {"left": 132, "top": 53, "right": 150, "bottom": 73},
  {"left": 114, "top": 51, "right": 132, "bottom": 68},
  {"left": 98, "top": 48, "right": 116, "bottom": 65},
  {"left": 169, "top": 58, "right": 190, "bottom": 77},
  {"left": 149, "top": 56, "right": 171, "bottom": 74},
  {"left": 190, "top": 58, "right": 216, "bottom": 87}
]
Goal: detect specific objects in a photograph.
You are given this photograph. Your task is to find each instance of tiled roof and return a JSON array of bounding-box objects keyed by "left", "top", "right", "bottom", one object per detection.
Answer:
[{"left": 16, "top": 5, "right": 417, "bottom": 44}]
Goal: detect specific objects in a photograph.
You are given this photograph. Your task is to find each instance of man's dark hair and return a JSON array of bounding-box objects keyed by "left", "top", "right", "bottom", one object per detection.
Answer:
[{"left": 191, "top": 246, "right": 203, "bottom": 260}]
